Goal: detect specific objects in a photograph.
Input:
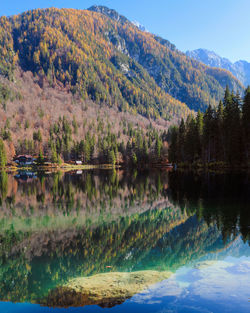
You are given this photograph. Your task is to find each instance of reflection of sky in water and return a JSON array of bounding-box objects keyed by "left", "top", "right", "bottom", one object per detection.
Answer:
[
  {"left": 132, "top": 256, "right": 250, "bottom": 313},
  {"left": 1, "top": 250, "right": 250, "bottom": 313}
]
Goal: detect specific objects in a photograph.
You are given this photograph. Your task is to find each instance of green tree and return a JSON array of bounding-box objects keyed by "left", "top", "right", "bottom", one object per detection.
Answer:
[
  {"left": 203, "top": 105, "right": 215, "bottom": 162},
  {"left": 83, "top": 140, "right": 91, "bottom": 163},
  {"left": 37, "top": 149, "right": 44, "bottom": 165},
  {"left": 195, "top": 110, "right": 203, "bottom": 158},
  {"left": 178, "top": 119, "right": 186, "bottom": 162},
  {"left": 0, "top": 140, "right": 7, "bottom": 167},
  {"left": 242, "top": 86, "right": 250, "bottom": 162},
  {"left": 108, "top": 150, "right": 116, "bottom": 165},
  {"left": 51, "top": 148, "right": 58, "bottom": 164},
  {"left": 168, "top": 126, "right": 179, "bottom": 163},
  {"left": 215, "top": 100, "right": 225, "bottom": 161},
  {"left": 155, "top": 136, "right": 163, "bottom": 159}
]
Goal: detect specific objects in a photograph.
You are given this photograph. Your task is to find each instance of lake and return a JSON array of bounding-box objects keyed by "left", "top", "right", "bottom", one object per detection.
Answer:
[{"left": 0, "top": 169, "right": 249, "bottom": 313}]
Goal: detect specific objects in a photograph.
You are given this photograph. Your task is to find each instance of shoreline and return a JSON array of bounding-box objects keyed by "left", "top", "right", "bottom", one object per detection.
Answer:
[
  {"left": 0, "top": 162, "right": 249, "bottom": 173},
  {"left": 174, "top": 161, "right": 250, "bottom": 170},
  {"left": 0, "top": 163, "right": 121, "bottom": 172}
]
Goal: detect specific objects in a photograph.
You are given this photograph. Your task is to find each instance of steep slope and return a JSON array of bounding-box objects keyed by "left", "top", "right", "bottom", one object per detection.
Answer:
[
  {"left": 88, "top": 6, "right": 244, "bottom": 111},
  {"left": 0, "top": 7, "right": 243, "bottom": 115},
  {"left": 0, "top": 8, "right": 189, "bottom": 122},
  {"left": 186, "top": 49, "right": 250, "bottom": 87}
]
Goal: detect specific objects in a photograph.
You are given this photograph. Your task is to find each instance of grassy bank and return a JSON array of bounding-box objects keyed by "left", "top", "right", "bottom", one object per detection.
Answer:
[{"left": 1, "top": 163, "right": 121, "bottom": 173}]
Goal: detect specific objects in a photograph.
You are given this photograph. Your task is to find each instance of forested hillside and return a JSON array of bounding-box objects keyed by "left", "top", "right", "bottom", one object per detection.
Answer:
[
  {"left": 89, "top": 6, "right": 244, "bottom": 111},
  {"left": 1, "top": 6, "right": 243, "bottom": 113},
  {"left": 0, "top": 8, "right": 190, "bottom": 120},
  {"left": 0, "top": 6, "right": 245, "bottom": 164}
]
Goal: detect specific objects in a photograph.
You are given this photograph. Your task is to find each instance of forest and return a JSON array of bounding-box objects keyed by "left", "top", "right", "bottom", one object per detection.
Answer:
[
  {"left": 0, "top": 7, "right": 243, "bottom": 118},
  {"left": 1, "top": 85, "right": 250, "bottom": 168},
  {"left": 0, "top": 113, "right": 166, "bottom": 167},
  {"left": 0, "top": 7, "right": 248, "bottom": 168},
  {"left": 169, "top": 86, "right": 250, "bottom": 167}
]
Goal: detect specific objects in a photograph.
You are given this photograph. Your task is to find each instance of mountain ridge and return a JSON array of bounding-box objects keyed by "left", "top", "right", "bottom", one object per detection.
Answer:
[
  {"left": 0, "top": 6, "right": 244, "bottom": 114},
  {"left": 186, "top": 48, "right": 250, "bottom": 87},
  {"left": 87, "top": 6, "right": 244, "bottom": 109}
]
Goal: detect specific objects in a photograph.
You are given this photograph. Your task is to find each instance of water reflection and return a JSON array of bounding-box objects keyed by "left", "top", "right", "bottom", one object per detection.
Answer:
[
  {"left": 0, "top": 169, "right": 249, "bottom": 308},
  {"left": 168, "top": 171, "right": 250, "bottom": 244}
]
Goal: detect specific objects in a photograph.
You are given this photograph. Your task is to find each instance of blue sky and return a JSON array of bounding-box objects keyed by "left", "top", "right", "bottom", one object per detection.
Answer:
[{"left": 0, "top": 0, "right": 249, "bottom": 62}]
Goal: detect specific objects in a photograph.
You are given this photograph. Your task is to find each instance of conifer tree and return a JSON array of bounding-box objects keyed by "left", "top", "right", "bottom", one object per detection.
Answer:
[
  {"left": 37, "top": 149, "right": 44, "bottom": 165},
  {"left": 108, "top": 150, "right": 116, "bottom": 165},
  {"left": 242, "top": 87, "right": 250, "bottom": 162},
  {"left": 0, "top": 140, "right": 7, "bottom": 167},
  {"left": 178, "top": 119, "right": 186, "bottom": 161},
  {"left": 195, "top": 110, "right": 203, "bottom": 158},
  {"left": 203, "top": 105, "right": 214, "bottom": 162},
  {"left": 215, "top": 100, "right": 224, "bottom": 161},
  {"left": 155, "top": 136, "right": 163, "bottom": 159}
]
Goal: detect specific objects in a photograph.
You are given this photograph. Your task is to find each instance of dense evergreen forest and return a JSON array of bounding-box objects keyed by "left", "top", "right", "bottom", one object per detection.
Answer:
[{"left": 169, "top": 86, "right": 250, "bottom": 167}]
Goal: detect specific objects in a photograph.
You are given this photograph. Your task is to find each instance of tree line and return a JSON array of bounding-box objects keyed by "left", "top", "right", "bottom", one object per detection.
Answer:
[
  {"left": 0, "top": 115, "right": 165, "bottom": 167},
  {"left": 169, "top": 86, "right": 250, "bottom": 166}
]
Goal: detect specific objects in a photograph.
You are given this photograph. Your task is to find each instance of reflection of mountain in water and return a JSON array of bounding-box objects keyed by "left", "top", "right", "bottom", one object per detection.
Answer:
[{"left": 0, "top": 170, "right": 249, "bottom": 305}]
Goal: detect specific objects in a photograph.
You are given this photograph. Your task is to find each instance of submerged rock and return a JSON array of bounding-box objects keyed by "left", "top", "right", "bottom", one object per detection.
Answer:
[{"left": 43, "top": 270, "right": 172, "bottom": 308}]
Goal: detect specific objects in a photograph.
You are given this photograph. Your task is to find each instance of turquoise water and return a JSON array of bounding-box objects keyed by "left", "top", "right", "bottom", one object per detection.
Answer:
[{"left": 0, "top": 170, "right": 249, "bottom": 312}]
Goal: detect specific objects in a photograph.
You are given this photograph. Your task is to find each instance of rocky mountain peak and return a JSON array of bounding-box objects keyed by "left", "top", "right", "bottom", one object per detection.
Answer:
[
  {"left": 88, "top": 5, "right": 129, "bottom": 24},
  {"left": 186, "top": 48, "right": 250, "bottom": 86}
]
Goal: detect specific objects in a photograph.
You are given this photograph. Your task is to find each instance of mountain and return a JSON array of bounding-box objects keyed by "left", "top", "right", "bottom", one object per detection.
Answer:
[
  {"left": 186, "top": 49, "right": 250, "bottom": 87},
  {"left": 0, "top": 6, "right": 245, "bottom": 161},
  {"left": 88, "top": 6, "right": 243, "bottom": 111},
  {"left": 131, "top": 20, "right": 148, "bottom": 32},
  {"left": 0, "top": 6, "right": 244, "bottom": 114}
]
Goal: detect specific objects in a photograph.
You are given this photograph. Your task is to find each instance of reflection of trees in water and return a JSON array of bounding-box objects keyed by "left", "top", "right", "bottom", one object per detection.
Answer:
[
  {"left": 0, "top": 170, "right": 168, "bottom": 217},
  {"left": 0, "top": 170, "right": 249, "bottom": 304},
  {"left": 168, "top": 171, "right": 250, "bottom": 244},
  {"left": 0, "top": 170, "right": 248, "bottom": 244},
  {"left": 0, "top": 204, "right": 228, "bottom": 304}
]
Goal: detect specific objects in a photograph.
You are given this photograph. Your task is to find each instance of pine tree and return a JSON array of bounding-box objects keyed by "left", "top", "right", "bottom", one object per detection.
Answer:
[
  {"left": 231, "top": 91, "right": 242, "bottom": 163},
  {"left": 51, "top": 147, "right": 58, "bottom": 163},
  {"left": 169, "top": 126, "right": 179, "bottom": 162},
  {"left": 155, "top": 136, "right": 163, "bottom": 159},
  {"left": 0, "top": 140, "right": 7, "bottom": 167},
  {"left": 196, "top": 110, "right": 203, "bottom": 159},
  {"left": 223, "top": 91, "right": 241, "bottom": 164},
  {"left": 185, "top": 116, "right": 197, "bottom": 162},
  {"left": 178, "top": 119, "right": 186, "bottom": 162},
  {"left": 37, "top": 149, "right": 44, "bottom": 165},
  {"left": 223, "top": 85, "right": 231, "bottom": 106},
  {"left": 83, "top": 140, "right": 91, "bottom": 163},
  {"left": 108, "top": 150, "right": 116, "bottom": 165},
  {"left": 242, "top": 86, "right": 250, "bottom": 162},
  {"left": 215, "top": 100, "right": 224, "bottom": 161},
  {"left": 203, "top": 105, "right": 214, "bottom": 162}
]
